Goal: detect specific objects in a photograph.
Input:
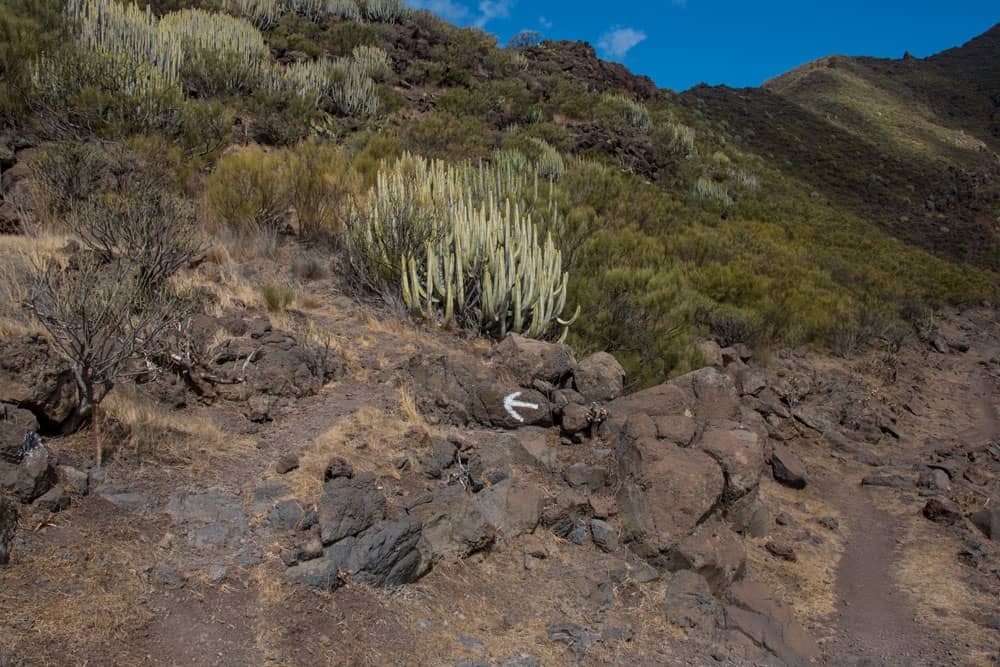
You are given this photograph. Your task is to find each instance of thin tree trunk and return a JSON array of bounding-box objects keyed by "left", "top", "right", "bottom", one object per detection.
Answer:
[{"left": 94, "top": 402, "right": 102, "bottom": 468}]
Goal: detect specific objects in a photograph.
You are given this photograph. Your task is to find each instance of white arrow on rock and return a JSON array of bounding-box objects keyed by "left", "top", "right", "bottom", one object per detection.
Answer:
[{"left": 504, "top": 391, "right": 539, "bottom": 423}]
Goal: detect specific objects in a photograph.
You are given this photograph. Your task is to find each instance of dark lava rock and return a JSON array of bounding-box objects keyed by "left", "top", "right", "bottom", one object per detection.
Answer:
[
  {"left": 324, "top": 456, "right": 354, "bottom": 481},
  {"left": 922, "top": 497, "right": 962, "bottom": 525},
  {"left": 771, "top": 445, "right": 807, "bottom": 489},
  {"left": 318, "top": 473, "right": 387, "bottom": 545},
  {"left": 590, "top": 519, "right": 619, "bottom": 552},
  {"left": 547, "top": 621, "right": 600, "bottom": 661},
  {"left": 35, "top": 486, "right": 69, "bottom": 513},
  {"left": 275, "top": 453, "right": 299, "bottom": 474},
  {"left": 969, "top": 507, "right": 999, "bottom": 540},
  {"left": 573, "top": 352, "right": 626, "bottom": 403},
  {"left": 563, "top": 462, "right": 607, "bottom": 491},
  {"left": 664, "top": 569, "right": 717, "bottom": 630},
  {"left": 493, "top": 334, "right": 576, "bottom": 386},
  {"left": 861, "top": 474, "right": 912, "bottom": 488},
  {"left": 765, "top": 540, "right": 797, "bottom": 562},
  {"left": 0, "top": 439, "right": 56, "bottom": 502}
]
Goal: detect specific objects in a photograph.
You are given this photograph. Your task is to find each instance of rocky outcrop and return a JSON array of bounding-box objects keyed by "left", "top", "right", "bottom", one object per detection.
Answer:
[
  {"left": 723, "top": 580, "right": 819, "bottom": 667},
  {"left": 0, "top": 335, "right": 77, "bottom": 432},
  {"left": 0, "top": 494, "right": 15, "bottom": 565}
]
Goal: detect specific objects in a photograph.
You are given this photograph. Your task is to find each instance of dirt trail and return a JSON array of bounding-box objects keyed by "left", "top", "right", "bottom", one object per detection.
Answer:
[{"left": 818, "top": 312, "right": 1000, "bottom": 666}]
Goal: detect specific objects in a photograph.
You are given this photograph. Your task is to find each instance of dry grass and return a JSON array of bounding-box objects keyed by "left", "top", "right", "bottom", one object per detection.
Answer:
[
  {"left": 289, "top": 403, "right": 425, "bottom": 500},
  {"left": 890, "top": 495, "right": 991, "bottom": 639},
  {"left": 747, "top": 477, "right": 846, "bottom": 633},
  {"left": 101, "top": 386, "right": 247, "bottom": 467},
  {"left": 0, "top": 232, "right": 71, "bottom": 331}
]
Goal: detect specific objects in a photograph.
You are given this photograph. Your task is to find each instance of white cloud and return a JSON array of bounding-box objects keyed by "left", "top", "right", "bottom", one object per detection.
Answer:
[
  {"left": 539, "top": 15, "right": 553, "bottom": 29},
  {"left": 473, "top": 0, "right": 513, "bottom": 28},
  {"left": 406, "top": 0, "right": 470, "bottom": 22},
  {"left": 597, "top": 26, "right": 647, "bottom": 60}
]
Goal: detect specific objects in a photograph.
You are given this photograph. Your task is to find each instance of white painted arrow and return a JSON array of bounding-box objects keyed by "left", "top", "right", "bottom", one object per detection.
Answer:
[{"left": 504, "top": 391, "right": 539, "bottom": 423}]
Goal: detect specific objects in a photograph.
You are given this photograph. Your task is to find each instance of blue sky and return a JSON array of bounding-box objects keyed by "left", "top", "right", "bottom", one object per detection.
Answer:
[{"left": 406, "top": 1, "right": 999, "bottom": 91}]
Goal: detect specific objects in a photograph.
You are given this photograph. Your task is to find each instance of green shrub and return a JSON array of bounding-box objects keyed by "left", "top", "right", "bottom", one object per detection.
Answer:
[
  {"left": 403, "top": 111, "right": 492, "bottom": 161},
  {"left": 205, "top": 145, "right": 290, "bottom": 233},
  {"left": 285, "top": 139, "right": 360, "bottom": 238},
  {"left": 0, "top": 0, "right": 66, "bottom": 127},
  {"left": 261, "top": 283, "right": 295, "bottom": 311}
]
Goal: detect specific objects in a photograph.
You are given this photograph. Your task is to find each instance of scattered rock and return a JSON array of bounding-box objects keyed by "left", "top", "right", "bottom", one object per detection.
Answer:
[
  {"left": 166, "top": 488, "right": 248, "bottom": 546},
  {"left": 275, "top": 453, "right": 299, "bottom": 474},
  {"left": 668, "top": 517, "right": 746, "bottom": 594},
  {"left": 771, "top": 446, "right": 807, "bottom": 489},
  {"left": 698, "top": 424, "right": 764, "bottom": 500},
  {"left": 573, "top": 352, "right": 626, "bottom": 402},
  {"left": 267, "top": 499, "right": 306, "bottom": 530},
  {"left": 775, "top": 512, "right": 791, "bottom": 526},
  {"left": 563, "top": 463, "right": 607, "bottom": 491},
  {"left": 0, "top": 494, "right": 15, "bottom": 565},
  {"left": 98, "top": 485, "right": 159, "bottom": 515},
  {"left": 969, "top": 507, "right": 998, "bottom": 540},
  {"left": 617, "top": 438, "right": 724, "bottom": 555},
  {"left": 629, "top": 560, "right": 660, "bottom": 583},
  {"left": 480, "top": 385, "right": 552, "bottom": 429},
  {"left": 493, "top": 334, "right": 576, "bottom": 386},
  {"left": 724, "top": 580, "right": 819, "bottom": 666},
  {"left": 301, "top": 537, "right": 324, "bottom": 561},
  {"left": 547, "top": 621, "right": 600, "bottom": 661},
  {"left": 208, "top": 565, "right": 228, "bottom": 585},
  {"left": 922, "top": 497, "right": 962, "bottom": 525},
  {"left": 654, "top": 415, "right": 696, "bottom": 446},
  {"left": 561, "top": 402, "right": 591, "bottom": 434},
  {"left": 512, "top": 428, "right": 559, "bottom": 472},
  {"left": 588, "top": 493, "right": 617, "bottom": 519},
  {"left": 764, "top": 541, "right": 797, "bottom": 562},
  {"left": 916, "top": 468, "right": 950, "bottom": 491},
  {"left": 0, "top": 438, "right": 56, "bottom": 503},
  {"left": 324, "top": 456, "right": 354, "bottom": 481},
  {"left": 0, "top": 334, "right": 77, "bottom": 432},
  {"left": 35, "top": 486, "right": 69, "bottom": 513},
  {"left": 664, "top": 569, "right": 717, "bottom": 630},
  {"left": 861, "top": 474, "right": 911, "bottom": 488},
  {"left": 153, "top": 566, "right": 185, "bottom": 589},
  {"left": 590, "top": 519, "right": 619, "bottom": 552},
  {"left": 816, "top": 517, "right": 839, "bottom": 531},
  {"left": 748, "top": 501, "right": 770, "bottom": 538},
  {"left": 696, "top": 340, "right": 723, "bottom": 367},
  {"left": 0, "top": 404, "right": 38, "bottom": 463},
  {"left": 58, "top": 465, "right": 88, "bottom": 496},
  {"left": 318, "top": 473, "right": 387, "bottom": 545}
]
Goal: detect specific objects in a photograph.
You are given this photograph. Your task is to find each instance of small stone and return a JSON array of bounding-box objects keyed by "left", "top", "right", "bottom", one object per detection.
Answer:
[
  {"left": 280, "top": 547, "right": 302, "bottom": 567},
  {"left": 771, "top": 446, "right": 807, "bottom": 489},
  {"left": 301, "top": 537, "right": 324, "bottom": 562},
  {"left": 922, "top": 497, "right": 961, "bottom": 525},
  {"left": 153, "top": 566, "right": 185, "bottom": 589},
  {"left": 816, "top": 517, "right": 839, "bottom": 531},
  {"left": 775, "top": 512, "right": 791, "bottom": 526},
  {"left": 765, "top": 541, "right": 797, "bottom": 562},
  {"left": 561, "top": 403, "right": 591, "bottom": 434},
  {"left": 569, "top": 517, "right": 588, "bottom": 545},
  {"left": 970, "top": 507, "right": 999, "bottom": 541},
  {"left": 985, "top": 616, "right": 1000, "bottom": 630},
  {"left": 275, "top": 454, "right": 299, "bottom": 474},
  {"left": 588, "top": 493, "right": 616, "bottom": 519},
  {"left": 58, "top": 465, "right": 89, "bottom": 496},
  {"left": 324, "top": 457, "right": 354, "bottom": 481},
  {"left": 590, "top": 519, "right": 619, "bottom": 552},
  {"left": 748, "top": 501, "right": 770, "bottom": 538},
  {"left": 88, "top": 467, "right": 108, "bottom": 487},
  {"left": 629, "top": 561, "right": 660, "bottom": 583},
  {"left": 861, "top": 474, "right": 911, "bottom": 488},
  {"left": 35, "top": 486, "right": 69, "bottom": 513},
  {"left": 563, "top": 463, "right": 607, "bottom": 491},
  {"left": 208, "top": 565, "right": 228, "bottom": 585}
]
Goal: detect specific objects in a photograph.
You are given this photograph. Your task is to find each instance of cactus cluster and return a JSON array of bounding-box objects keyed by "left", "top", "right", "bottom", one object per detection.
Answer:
[
  {"left": 693, "top": 176, "right": 733, "bottom": 208},
  {"left": 229, "top": 0, "right": 281, "bottom": 28},
  {"left": 160, "top": 9, "right": 270, "bottom": 91},
  {"left": 66, "top": 0, "right": 182, "bottom": 86},
  {"left": 324, "top": 0, "right": 362, "bottom": 20},
  {"left": 357, "top": 0, "right": 408, "bottom": 22},
  {"left": 665, "top": 121, "right": 696, "bottom": 157},
  {"left": 347, "top": 153, "right": 577, "bottom": 340},
  {"left": 601, "top": 92, "right": 651, "bottom": 132},
  {"left": 350, "top": 45, "right": 392, "bottom": 82}
]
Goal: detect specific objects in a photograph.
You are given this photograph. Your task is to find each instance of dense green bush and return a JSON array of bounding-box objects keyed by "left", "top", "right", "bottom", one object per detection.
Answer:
[
  {"left": 205, "top": 145, "right": 290, "bottom": 233},
  {"left": 285, "top": 140, "right": 360, "bottom": 238}
]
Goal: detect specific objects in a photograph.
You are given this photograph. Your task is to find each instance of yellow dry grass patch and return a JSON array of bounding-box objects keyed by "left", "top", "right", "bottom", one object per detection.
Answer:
[
  {"left": 890, "top": 497, "right": 991, "bottom": 641},
  {"left": 748, "top": 477, "right": 846, "bottom": 633},
  {"left": 0, "top": 232, "right": 72, "bottom": 331},
  {"left": 289, "top": 388, "right": 428, "bottom": 499},
  {"left": 101, "top": 386, "right": 249, "bottom": 469},
  {"left": 0, "top": 537, "right": 152, "bottom": 656}
]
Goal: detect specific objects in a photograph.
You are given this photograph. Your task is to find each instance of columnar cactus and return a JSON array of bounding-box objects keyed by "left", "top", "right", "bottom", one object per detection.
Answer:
[
  {"left": 601, "top": 92, "right": 652, "bottom": 132},
  {"left": 348, "top": 153, "right": 577, "bottom": 340}
]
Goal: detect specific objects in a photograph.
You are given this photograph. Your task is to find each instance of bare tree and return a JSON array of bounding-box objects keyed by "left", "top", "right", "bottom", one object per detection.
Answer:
[
  {"left": 67, "top": 190, "right": 201, "bottom": 298},
  {"left": 29, "top": 256, "right": 177, "bottom": 466}
]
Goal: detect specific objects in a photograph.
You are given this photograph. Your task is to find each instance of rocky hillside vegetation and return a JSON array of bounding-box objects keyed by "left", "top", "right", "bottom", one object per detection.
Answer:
[{"left": 0, "top": 1, "right": 998, "bottom": 665}]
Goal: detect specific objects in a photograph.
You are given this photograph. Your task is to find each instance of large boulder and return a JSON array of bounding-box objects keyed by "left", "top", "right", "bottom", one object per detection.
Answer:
[
  {"left": 0, "top": 335, "right": 77, "bottom": 432},
  {"left": 970, "top": 507, "right": 999, "bottom": 540},
  {"left": 616, "top": 437, "right": 724, "bottom": 556},
  {"left": 492, "top": 334, "right": 576, "bottom": 386},
  {"left": 1, "top": 403, "right": 38, "bottom": 464},
  {"left": 0, "top": 494, "right": 15, "bottom": 565},
  {"left": 723, "top": 580, "right": 819, "bottom": 667},
  {"left": 664, "top": 569, "right": 718, "bottom": 630},
  {"left": 0, "top": 439, "right": 56, "bottom": 503},
  {"left": 573, "top": 352, "right": 625, "bottom": 403},
  {"left": 317, "top": 473, "right": 387, "bottom": 545},
  {"left": 667, "top": 517, "right": 746, "bottom": 594},
  {"left": 410, "top": 486, "right": 495, "bottom": 571},
  {"left": 698, "top": 424, "right": 764, "bottom": 501},
  {"left": 771, "top": 445, "right": 808, "bottom": 489},
  {"left": 289, "top": 516, "right": 423, "bottom": 591},
  {"left": 479, "top": 384, "right": 552, "bottom": 429}
]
